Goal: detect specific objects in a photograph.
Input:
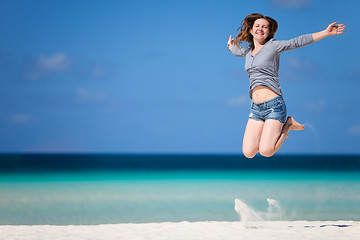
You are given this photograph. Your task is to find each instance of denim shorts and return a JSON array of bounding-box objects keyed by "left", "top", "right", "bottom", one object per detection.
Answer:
[{"left": 249, "top": 95, "right": 287, "bottom": 124}]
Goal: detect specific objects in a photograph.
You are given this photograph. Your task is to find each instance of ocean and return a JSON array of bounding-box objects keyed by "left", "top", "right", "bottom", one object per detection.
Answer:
[{"left": 0, "top": 154, "right": 359, "bottom": 225}]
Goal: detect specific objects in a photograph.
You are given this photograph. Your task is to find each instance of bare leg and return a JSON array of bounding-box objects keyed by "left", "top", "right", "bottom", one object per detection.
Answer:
[
  {"left": 259, "top": 119, "right": 284, "bottom": 157},
  {"left": 242, "top": 119, "right": 264, "bottom": 158},
  {"left": 259, "top": 116, "right": 305, "bottom": 157}
]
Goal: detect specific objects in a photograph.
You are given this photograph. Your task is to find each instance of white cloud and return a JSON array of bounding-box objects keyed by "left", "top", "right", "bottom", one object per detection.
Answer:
[
  {"left": 91, "top": 64, "right": 107, "bottom": 77},
  {"left": 74, "top": 87, "right": 123, "bottom": 113},
  {"left": 301, "top": 99, "right": 327, "bottom": 113},
  {"left": 77, "top": 87, "right": 106, "bottom": 103},
  {"left": 10, "top": 113, "right": 31, "bottom": 124},
  {"left": 78, "top": 63, "right": 109, "bottom": 79},
  {"left": 347, "top": 125, "right": 360, "bottom": 136},
  {"left": 226, "top": 95, "right": 248, "bottom": 107},
  {"left": 282, "top": 56, "right": 318, "bottom": 81},
  {"left": 23, "top": 138, "right": 87, "bottom": 153},
  {"left": 286, "top": 56, "right": 316, "bottom": 70},
  {"left": 271, "top": 0, "right": 312, "bottom": 9},
  {"left": 23, "top": 53, "right": 71, "bottom": 80},
  {"left": 37, "top": 53, "right": 70, "bottom": 71}
]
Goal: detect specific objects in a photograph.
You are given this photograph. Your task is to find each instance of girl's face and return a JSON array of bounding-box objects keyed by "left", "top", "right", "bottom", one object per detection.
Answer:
[{"left": 251, "top": 18, "right": 270, "bottom": 43}]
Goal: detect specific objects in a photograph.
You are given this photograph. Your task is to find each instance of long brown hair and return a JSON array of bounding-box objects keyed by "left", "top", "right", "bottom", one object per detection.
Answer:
[{"left": 234, "top": 13, "right": 278, "bottom": 50}]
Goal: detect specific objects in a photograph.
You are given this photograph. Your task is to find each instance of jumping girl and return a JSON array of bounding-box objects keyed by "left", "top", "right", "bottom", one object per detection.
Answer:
[{"left": 227, "top": 13, "right": 345, "bottom": 158}]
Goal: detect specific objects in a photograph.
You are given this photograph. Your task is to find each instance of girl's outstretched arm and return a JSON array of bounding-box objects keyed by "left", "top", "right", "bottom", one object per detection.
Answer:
[
  {"left": 312, "top": 22, "right": 346, "bottom": 42},
  {"left": 227, "top": 35, "right": 250, "bottom": 57}
]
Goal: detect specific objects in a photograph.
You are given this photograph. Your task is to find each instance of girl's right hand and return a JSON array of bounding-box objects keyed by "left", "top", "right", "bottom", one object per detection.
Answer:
[{"left": 227, "top": 35, "right": 234, "bottom": 51}]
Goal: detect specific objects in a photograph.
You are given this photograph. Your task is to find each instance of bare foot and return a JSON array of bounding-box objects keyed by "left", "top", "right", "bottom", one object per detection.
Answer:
[
  {"left": 282, "top": 117, "right": 304, "bottom": 138},
  {"left": 285, "top": 116, "right": 305, "bottom": 131}
]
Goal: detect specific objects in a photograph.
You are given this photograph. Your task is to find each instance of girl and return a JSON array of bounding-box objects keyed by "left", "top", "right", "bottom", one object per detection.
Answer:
[{"left": 227, "top": 13, "right": 345, "bottom": 158}]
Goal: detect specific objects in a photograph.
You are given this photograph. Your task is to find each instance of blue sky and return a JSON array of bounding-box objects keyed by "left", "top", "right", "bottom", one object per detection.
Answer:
[{"left": 0, "top": 0, "right": 359, "bottom": 154}]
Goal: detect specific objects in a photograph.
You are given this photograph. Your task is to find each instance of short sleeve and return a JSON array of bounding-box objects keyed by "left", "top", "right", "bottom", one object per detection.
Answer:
[{"left": 272, "top": 34, "right": 314, "bottom": 53}]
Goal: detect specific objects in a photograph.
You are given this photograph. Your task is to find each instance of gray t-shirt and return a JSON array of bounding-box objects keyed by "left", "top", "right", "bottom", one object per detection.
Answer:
[{"left": 231, "top": 34, "right": 314, "bottom": 98}]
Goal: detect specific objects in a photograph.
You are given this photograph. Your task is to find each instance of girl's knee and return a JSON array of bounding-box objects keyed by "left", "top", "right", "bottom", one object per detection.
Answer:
[
  {"left": 242, "top": 148, "right": 257, "bottom": 158},
  {"left": 259, "top": 147, "right": 275, "bottom": 157}
]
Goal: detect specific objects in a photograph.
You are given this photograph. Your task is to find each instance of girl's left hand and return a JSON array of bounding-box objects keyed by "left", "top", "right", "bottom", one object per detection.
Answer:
[{"left": 325, "top": 22, "right": 346, "bottom": 36}]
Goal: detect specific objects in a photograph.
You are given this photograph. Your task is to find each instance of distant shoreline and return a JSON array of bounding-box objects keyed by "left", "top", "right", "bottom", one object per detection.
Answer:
[{"left": 0, "top": 154, "right": 359, "bottom": 172}]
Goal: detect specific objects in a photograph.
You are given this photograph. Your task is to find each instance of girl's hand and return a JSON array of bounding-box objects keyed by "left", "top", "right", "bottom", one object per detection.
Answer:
[
  {"left": 325, "top": 22, "right": 346, "bottom": 36},
  {"left": 313, "top": 22, "right": 346, "bottom": 42},
  {"left": 228, "top": 35, "right": 234, "bottom": 51}
]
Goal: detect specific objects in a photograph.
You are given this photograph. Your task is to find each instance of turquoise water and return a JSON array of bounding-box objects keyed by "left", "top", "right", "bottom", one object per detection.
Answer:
[{"left": 1, "top": 170, "right": 360, "bottom": 225}]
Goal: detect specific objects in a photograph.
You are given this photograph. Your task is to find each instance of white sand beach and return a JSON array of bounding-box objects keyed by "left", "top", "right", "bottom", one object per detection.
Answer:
[{"left": 1, "top": 221, "right": 359, "bottom": 240}]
